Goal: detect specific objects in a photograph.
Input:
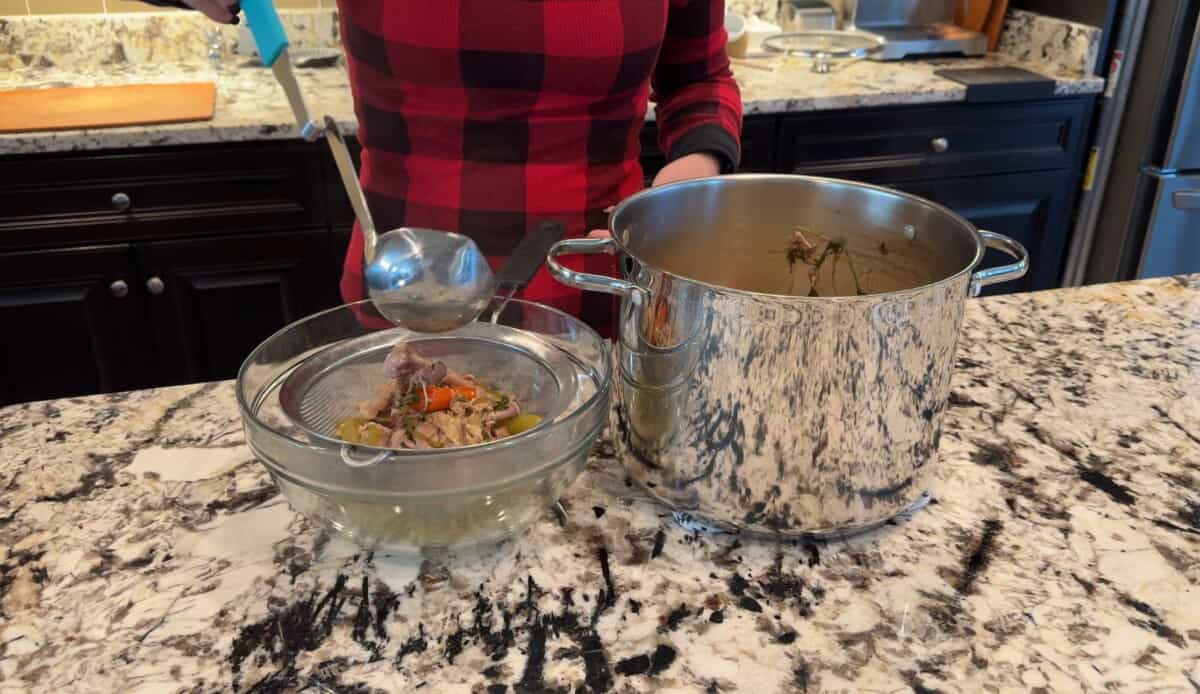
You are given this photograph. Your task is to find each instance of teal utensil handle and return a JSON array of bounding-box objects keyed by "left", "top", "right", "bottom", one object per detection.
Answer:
[{"left": 241, "top": 0, "right": 289, "bottom": 67}]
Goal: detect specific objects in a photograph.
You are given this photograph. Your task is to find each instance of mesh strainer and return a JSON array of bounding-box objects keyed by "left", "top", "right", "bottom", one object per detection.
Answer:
[{"left": 278, "top": 317, "right": 586, "bottom": 459}]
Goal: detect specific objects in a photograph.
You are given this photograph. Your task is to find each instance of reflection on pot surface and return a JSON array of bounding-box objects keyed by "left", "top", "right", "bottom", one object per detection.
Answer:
[
  {"left": 614, "top": 280, "right": 965, "bottom": 533},
  {"left": 549, "top": 175, "right": 1028, "bottom": 535}
]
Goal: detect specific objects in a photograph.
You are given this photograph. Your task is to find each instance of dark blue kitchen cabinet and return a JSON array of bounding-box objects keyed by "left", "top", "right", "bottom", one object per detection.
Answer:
[
  {"left": 0, "top": 143, "right": 334, "bottom": 404},
  {"left": 896, "top": 171, "right": 1076, "bottom": 295},
  {"left": 772, "top": 98, "right": 1094, "bottom": 294},
  {"left": 138, "top": 230, "right": 333, "bottom": 387},
  {"left": 0, "top": 231, "right": 333, "bottom": 405},
  {"left": 0, "top": 244, "right": 150, "bottom": 405}
]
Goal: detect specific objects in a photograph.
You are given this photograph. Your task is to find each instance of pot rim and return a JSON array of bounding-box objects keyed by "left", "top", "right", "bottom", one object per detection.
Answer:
[{"left": 608, "top": 173, "right": 987, "bottom": 302}]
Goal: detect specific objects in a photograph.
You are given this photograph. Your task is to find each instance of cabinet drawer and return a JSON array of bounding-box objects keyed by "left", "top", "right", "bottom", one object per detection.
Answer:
[
  {"left": 0, "top": 143, "right": 324, "bottom": 249},
  {"left": 780, "top": 99, "right": 1090, "bottom": 182}
]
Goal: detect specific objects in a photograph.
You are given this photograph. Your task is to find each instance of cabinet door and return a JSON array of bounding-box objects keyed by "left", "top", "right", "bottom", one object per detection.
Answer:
[
  {"left": 138, "top": 230, "right": 332, "bottom": 386},
  {"left": 0, "top": 245, "right": 148, "bottom": 405},
  {"left": 896, "top": 170, "right": 1076, "bottom": 294}
]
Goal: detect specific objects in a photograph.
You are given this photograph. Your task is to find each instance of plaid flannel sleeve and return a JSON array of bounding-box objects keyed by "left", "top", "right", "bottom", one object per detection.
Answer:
[{"left": 651, "top": 0, "right": 744, "bottom": 173}]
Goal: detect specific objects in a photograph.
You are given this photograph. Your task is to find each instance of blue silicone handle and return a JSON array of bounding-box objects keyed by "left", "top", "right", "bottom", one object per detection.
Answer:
[{"left": 241, "top": 0, "right": 289, "bottom": 67}]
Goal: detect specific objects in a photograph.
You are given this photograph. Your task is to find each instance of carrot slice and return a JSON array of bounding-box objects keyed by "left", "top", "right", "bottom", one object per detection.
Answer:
[{"left": 412, "top": 385, "right": 477, "bottom": 413}]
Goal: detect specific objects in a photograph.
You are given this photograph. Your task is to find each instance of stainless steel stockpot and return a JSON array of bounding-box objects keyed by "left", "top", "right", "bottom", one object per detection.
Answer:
[{"left": 547, "top": 174, "right": 1027, "bottom": 536}]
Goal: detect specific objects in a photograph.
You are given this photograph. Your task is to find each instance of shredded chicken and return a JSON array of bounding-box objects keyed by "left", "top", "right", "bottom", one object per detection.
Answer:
[
  {"left": 335, "top": 341, "right": 541, "bottom": 450},
  {"left": 383, "top": 343, "right": 428, "bottom": 380},
  {"left": 357, "top": 381, "right": 396, "bottom": 420},
  {"left": 485, "top": 399, "right": 520, "bottom": 428}
]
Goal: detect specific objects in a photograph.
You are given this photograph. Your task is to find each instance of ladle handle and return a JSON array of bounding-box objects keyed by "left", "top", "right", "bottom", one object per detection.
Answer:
[
  {"left": 324, "top": 116, "right": 380, "bottom": 261},
  {"left": 241, "top": 0, "right": 288, "bottom": 67}
]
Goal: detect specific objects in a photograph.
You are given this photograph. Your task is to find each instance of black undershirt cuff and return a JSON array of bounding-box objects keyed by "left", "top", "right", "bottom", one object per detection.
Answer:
[{"left": 666, "top": 124, "right": 741, "bottom": 175}]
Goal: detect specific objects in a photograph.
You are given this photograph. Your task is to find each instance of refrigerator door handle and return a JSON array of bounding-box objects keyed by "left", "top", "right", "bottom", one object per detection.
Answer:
[{"left": 1173, "top": 190, "right": 1200, "bottom": 210}]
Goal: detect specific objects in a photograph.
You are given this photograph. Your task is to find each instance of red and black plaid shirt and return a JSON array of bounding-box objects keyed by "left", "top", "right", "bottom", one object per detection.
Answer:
[{"left": 334, "top": 0, "right": 743, "bottom": 325}]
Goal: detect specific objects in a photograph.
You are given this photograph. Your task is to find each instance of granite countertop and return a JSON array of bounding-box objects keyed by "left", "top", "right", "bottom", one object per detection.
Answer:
[
  {"left": 0, "top": 7, "right": 1104, "bottom": 156},
  {"left": 1, "top": 276, "right": 1197, "bottom": 692},
  {"left": 0, "top": 53, "right": 1104, "bottom": 156}
]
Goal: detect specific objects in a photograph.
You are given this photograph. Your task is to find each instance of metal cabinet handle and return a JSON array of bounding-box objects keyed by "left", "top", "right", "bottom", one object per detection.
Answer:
[
  {"left": 1173, "top": 190, "right": 1200, "bottom": 210},
  {"left": 110, "top": 192, "right": 132, "bottom": 212},
  {"left": 931, "top": 137, "right": 950, "bottom": 153},
  {"left": 145, "top": 276, "right": 166, "bottom": 295},
  {"left": 109, "top": 280, "right": 129, "bottom": 299}
]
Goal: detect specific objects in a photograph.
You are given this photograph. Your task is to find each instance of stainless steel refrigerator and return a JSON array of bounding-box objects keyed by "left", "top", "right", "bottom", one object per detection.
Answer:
[{"left": 1064, "top": 0, "right": 1200, "bottom": 284}]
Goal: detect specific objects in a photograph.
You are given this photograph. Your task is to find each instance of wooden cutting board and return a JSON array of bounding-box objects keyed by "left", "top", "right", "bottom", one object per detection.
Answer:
[
  {"left": 982, "top": 0, "right": 1010, "bottom": 51},
  {"left": 955, "top": 0, "right": 993, "bottom": 32},
  {"left": 0, "top": 82, "right": 216, "bottom": 134},
  {"left": 954, "top": 0, "right": 1009, "bottom": 51}
]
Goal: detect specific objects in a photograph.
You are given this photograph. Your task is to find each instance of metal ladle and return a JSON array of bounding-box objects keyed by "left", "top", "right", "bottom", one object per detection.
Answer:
[
  {"left": 322, "top": 118, "right": 495, "bottom": 331},
  {"left": 242, "top": 0, "right": 562, "bottom": 332}
]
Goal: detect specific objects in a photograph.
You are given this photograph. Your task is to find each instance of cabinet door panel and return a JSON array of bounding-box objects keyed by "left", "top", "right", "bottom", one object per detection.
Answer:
[
  {"left": 896, "top": 170, "right": 1075, "bottom": 294},
  {"left": 139, "top": 230, "right": 331, "bottom": 385},
  {"left": 0, "top": 245, "right": 147, "bottom": 405}
]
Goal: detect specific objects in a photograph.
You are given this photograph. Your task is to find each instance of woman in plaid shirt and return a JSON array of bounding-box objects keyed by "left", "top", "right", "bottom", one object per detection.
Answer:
[{"left": 185, "top": 0, "right": 743, "bottom": 330}]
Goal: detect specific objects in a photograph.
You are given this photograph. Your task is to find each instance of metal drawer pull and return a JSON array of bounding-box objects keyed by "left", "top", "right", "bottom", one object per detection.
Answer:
[
  {"left": 1173, "top": 190, "right": 1200, "bottom": 210},
  {"left": 930, "top": 137, "right": 950, "bottom": 153},
  {"left": 110, "top": 192, "right": 132, "bottom": 212},
  {"left": 146, "top": 276, "right": 166, "bottom": 295},
  {"left": 109, "top": 280, "right": 129, "bottom": 299}
]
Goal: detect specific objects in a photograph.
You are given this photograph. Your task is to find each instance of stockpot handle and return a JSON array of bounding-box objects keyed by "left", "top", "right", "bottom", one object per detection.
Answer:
[
  {"left": 970, "top": 230, "right": 1029, "bottom": 297},
  {"left": 546, "top": 237, "right": 650, "bottom": 306}
]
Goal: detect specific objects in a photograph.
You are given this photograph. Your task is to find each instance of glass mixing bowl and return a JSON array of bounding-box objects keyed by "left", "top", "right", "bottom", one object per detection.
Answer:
[{"left": 236, "top": 299, "right": 610, "bottom": 553}]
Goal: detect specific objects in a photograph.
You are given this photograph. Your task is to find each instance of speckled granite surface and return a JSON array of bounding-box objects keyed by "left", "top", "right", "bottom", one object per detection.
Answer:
[
  {"left": 0, "top": 9, "right": 1104, "bottom": 155},
  {"left": 1, "top": 276, "right": 1197, "bottom": 693},
  {"left": 726, "top": 0, "right": 780, "bottom": 22},
  {"left": 0, "top": 10, "right": 338, "bottom": 72},
  {"left": 999, "top": 8, "right": 1103, "bottom": 77}
]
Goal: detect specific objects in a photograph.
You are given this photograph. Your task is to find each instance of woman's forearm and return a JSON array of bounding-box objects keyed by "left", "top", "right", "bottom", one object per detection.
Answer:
[{"left": 651, "top": 0, "right": 743, "bottom": 174}]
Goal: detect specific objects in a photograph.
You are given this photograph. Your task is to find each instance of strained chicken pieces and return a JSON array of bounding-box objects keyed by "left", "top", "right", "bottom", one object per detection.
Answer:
[{"left": 334, "top": 343, "right": 541, "bottom": 449}]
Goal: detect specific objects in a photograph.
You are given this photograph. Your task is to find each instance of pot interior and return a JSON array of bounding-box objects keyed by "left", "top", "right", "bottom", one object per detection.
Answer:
[{"left": 611, "top": 175, "right": 982, "bottom": 297}]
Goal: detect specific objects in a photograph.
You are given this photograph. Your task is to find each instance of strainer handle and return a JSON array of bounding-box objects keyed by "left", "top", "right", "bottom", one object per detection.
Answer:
[
  {"left": 546, "top": 237, "right": 650, "bottom": 306},
  {"left": 970, "top": 230, "right": 1029, "bottom": 297},
  {"left": 340, "top": 445, "right": 389, "bottom": 468}
]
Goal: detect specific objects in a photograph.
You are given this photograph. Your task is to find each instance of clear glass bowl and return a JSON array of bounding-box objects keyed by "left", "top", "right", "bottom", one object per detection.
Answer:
[{"left": 236, "top": 299, "right": 611, "bottom": 553}]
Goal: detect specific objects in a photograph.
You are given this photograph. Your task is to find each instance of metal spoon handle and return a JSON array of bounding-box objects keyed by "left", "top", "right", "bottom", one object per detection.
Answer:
[
  {"left": 323, "top": 116, "right": 380, "bottom": 261},
  {"left": 490, "top": 220, "right": 566, "bottom": 322},
  {"left": 497, "top": 221, "right": 567, "bottom": 291}
]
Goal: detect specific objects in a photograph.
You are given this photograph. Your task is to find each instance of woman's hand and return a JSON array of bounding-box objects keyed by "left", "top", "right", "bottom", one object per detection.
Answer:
[
  {"left": 588, "top": 152, "right": 721, "bottom": 238},
  {"left": 650, "top": 152, "right": 721, "bottom": 187}
]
